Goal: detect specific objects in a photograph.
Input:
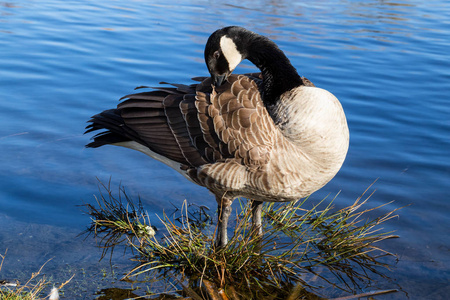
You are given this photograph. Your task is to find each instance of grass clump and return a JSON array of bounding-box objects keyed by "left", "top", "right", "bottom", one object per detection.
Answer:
[
  {"left": 83, "top": 181, "right": 400, "bottom": 299},
  {"left": 0, "top": 250, "right": 73, "bottom": 300}
]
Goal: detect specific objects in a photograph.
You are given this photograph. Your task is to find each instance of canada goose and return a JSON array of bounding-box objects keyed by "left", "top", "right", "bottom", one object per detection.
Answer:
[{"left": 86, "top": 26, "right": 349, "bottom": 247}]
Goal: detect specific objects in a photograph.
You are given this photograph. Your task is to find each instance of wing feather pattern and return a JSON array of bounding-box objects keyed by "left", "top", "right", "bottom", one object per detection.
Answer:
[
  {"left": 86, "top": 74, "right": 278, "bottom": 177},
  {"left": 196, "top": 75, "right": 277, "bottom": 169}
]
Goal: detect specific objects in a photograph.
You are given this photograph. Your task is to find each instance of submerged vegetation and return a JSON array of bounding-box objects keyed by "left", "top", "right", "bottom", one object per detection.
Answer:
[{"left": 83, "top": 181, "right": 401, "bottom": 299}]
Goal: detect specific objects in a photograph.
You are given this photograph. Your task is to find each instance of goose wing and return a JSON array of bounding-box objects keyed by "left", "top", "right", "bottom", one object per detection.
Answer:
[
  {"left": 196, "top": 74, "right": 276, "bottom": 168},
  {"left": 86, "top": 74, "right": 276, "bottom": 172},
  {"left": 86, "top": 81, "right": 210, "bottom": 167}
]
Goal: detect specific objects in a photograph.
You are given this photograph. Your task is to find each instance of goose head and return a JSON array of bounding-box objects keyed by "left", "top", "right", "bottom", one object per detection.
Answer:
[
  {"left": 204, "top": 27, "right": 303, "bottom": 107},
  {"left": 204, "top": 26, "right": 247, "bottom": 87}
]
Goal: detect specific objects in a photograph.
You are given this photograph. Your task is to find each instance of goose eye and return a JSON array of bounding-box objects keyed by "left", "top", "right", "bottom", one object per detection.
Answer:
[{"left": 213, "top": 50, "right": 220, "bottom": 59}]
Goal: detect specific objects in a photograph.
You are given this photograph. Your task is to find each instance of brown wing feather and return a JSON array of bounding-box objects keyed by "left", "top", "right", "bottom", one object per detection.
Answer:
[
  {"left": 86, "top": 73, "right": 285, "bottom": 175},
  {"left": 196, "top": 75, "right": 276, "bottom": 169}
]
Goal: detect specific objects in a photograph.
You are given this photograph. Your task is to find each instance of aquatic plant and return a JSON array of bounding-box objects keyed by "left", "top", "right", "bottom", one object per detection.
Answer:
[{"left": 83, "top": 181, "right": 400, "bottom": 299}]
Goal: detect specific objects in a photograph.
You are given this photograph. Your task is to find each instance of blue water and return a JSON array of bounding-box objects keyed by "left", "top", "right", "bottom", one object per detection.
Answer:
[{"left": 1, "top": 0, "right": 449, "bottom": 298}]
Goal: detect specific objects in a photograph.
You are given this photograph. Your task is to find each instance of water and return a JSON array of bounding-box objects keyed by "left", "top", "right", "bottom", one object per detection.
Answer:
[{"left": 1, "top": 0, "right": 449, "bottom": 298}]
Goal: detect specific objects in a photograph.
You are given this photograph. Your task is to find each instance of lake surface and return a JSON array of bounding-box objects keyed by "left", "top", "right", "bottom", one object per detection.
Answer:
[{"left": 1, "top": 0, "right": 449, "bottom": 298}]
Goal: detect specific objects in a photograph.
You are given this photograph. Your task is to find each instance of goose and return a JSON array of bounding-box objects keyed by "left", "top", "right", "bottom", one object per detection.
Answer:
[{"left": 86, "top": 26, "right": 349, "bottom": 247}]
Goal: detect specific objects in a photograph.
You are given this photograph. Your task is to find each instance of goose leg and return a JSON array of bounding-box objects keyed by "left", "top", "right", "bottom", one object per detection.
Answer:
[
  {"left": 251, "top": 200, "right": 263, "bottom": 236},
  {"left": 215, "top": 195, "right": 233, "bottom": 247}
]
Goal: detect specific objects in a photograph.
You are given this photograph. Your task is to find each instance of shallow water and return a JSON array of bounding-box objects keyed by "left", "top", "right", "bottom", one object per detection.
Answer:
[{"left": 0, "top": 0, "right": 449, "bottom": 298}]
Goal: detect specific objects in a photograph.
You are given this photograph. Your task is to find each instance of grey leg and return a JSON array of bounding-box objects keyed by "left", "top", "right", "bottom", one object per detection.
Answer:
[
  {"left": 215, "top": 195, "right": 233, "bottom": 247},
  {"left": 251, "top": 200, "right": 263, "bottom": 236}
]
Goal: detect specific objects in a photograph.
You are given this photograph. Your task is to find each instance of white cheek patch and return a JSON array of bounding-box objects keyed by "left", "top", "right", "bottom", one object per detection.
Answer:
[{"left": 220, "top": 36, "right": 242, "bottom": 71}]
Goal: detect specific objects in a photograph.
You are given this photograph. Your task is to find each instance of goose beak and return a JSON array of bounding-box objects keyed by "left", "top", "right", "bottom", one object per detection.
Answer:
[{"left": 212, "top": 73, "right": 228, "bottom": 87}]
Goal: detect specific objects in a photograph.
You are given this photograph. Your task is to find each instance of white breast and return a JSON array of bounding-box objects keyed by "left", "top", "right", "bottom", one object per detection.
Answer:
[
  {"left": 275, "top": 85, "right": 349, "bottom": 161},
  {"left": 265, "top": 85, "right": 350, "bottom": 198}
]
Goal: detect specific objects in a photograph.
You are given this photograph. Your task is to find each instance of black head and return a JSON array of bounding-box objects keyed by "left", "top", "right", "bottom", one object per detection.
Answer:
[{"left": 204, "top": 26, "right": 248, "bottom": 87}]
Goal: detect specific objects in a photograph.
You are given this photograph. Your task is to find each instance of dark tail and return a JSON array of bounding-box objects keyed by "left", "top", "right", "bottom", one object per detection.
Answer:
[{"left": 85, "top": 109, "right": 131, "bottom": 148}]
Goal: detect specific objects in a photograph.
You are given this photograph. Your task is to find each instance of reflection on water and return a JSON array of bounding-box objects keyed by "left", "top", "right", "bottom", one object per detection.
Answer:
[
  {"left": 0, "top": 0, "right": 449, "bottom": 298},
  {"left": 0, "top": 2, "right": 20, "bottom": 9}
]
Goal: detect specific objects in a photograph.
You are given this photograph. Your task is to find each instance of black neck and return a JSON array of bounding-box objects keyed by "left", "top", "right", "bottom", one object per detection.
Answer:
[{"left": 236, "top": 32, "right": 303, "bottom": 106}]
